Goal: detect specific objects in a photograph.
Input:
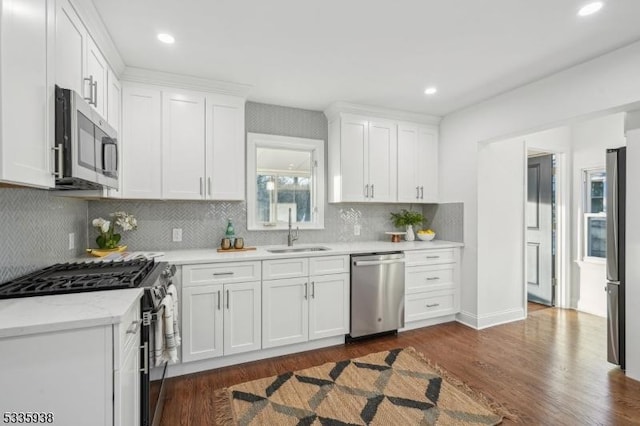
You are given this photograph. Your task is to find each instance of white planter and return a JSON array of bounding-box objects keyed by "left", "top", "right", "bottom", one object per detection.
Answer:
[{"left": 405, "top": 225, "right": 415, "bottom": 241}]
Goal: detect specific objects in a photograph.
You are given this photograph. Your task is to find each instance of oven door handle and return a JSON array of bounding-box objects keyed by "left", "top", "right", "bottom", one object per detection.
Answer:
[{"left": 140, "top": 341, "right": 149, "bottom": 374}]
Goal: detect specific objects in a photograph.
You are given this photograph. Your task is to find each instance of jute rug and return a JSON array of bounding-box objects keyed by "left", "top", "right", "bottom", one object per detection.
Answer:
[{"left": 215, "top": 347, "right": 513, "bottom": 425}]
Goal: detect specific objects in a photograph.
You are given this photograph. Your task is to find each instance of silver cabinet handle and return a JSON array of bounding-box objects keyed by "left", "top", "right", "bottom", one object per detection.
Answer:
[
  {"left": 226, "top": 289, "right": 230, "bottom": 310},
  {"left": 426, "top": 277, "right": 439, "bottom": 281},
  {"left": 92, "top": 79, "right": 98, "bottom": 107},
  {"left": 200, "top": 177, "right": 204, "bottom": 196},
  {"left": 426, "top": 256, "right": 440, "bottom": 259},
  {"left": 371, "top": 184, "right": 374, "bottom": 198},
  {"left": 304, "top": 282, "right": 308, "bottom": 300},
  {"left": 83, "top": 76, "right": 94, "bottom": 104},
  {"left": 217, "top": 290, "right": 221, "bottom": 310},
  {"left": 311, "top": 282, "right": 315, "bottom": 299},
  {"left": 126, "top": 320, "right": 141, "bottom": 334},
  {"left": 426, "top": 303, "right": 440, "bottom": 308},
  {"left": 364, "top": 184, "right": 369, "bottom": 198},
  {"left": 416, "top": 186, "right": 420, "bottom": 199},
  {"left": 51, "top": 146, "right": 64, "bottom": 178},
  {"left": 213, "top": 272, "right": 234, "bottom": 276},
  {"left": 420, "top": 186, "right": 424, "bottom": 199},
  {"left": 208, "top": 177, "right": 212, "bottom": 197},
  {"left": 140, "top": 342, "right": 149, "bottom": 374}
]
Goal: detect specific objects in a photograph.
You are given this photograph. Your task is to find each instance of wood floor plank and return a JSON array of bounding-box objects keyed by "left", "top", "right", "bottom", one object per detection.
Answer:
[{"left": 160, "top": 308, "right": 640, "bottom": 425}]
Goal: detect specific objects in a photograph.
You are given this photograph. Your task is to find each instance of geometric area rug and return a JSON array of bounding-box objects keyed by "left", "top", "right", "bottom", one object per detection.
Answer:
[{"left": 215, "top": 347, "right": 509, "bottom": 425}]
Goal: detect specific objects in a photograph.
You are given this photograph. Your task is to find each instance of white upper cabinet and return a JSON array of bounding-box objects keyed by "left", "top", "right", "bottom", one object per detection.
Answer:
[
  {"left": 397, "top": 124, "right": 438, "bottom": 203},
  {"left": 162, "top": 91, "right": 206, "bottom": 200},
  {"left": 330, "top": 114, "right": 397, "bottom": 202},
  {"left": 86, "top": 37, "right": 108, "bottom": 117},
  {"left": 55, "top": 0, "right": 86, "bottom": 95},
  {"left": 206, "top": 95, "right": 245, "bottom": 200},
  {"left": 0, "top": 0, "right": 54, "bottom": 188},
  {"left": 122, "top": 84, "right": 162, "bottom": 199}
]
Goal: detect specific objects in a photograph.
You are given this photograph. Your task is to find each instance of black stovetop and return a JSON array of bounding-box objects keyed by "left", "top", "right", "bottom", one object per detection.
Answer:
[{"left": 0, "top": 258, "right": 157, "bottom": 299}]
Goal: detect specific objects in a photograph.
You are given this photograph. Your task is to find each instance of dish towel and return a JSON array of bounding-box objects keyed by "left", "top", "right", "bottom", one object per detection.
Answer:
[
  {"left": 161, "top": 294, "right": 179, "bottom": 363},
  {"left": 152, "top": 304, "right": 165, "bottom": 367},
  {"left": 167, "top": 284, "right": 181, "bottom": 347}
]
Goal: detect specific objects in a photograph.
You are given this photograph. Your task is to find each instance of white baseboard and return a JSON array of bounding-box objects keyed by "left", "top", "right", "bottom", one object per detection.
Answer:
[
  {"left": 400, "top": 315, "right": 456, "bottom": 332},
  {"left": 456, "top": 311, "right": 479, "bottom": 329},
  {"left": 476, "top": 307, "right": 525, "bottom": 329}
]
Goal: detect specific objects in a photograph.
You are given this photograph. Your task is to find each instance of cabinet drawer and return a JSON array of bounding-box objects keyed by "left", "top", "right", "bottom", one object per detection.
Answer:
[
  {"left": 405, "top": 290, "right": 458, "bottom": 322},
  {"left": 183, "top": 261, "right": 261, "bottom": 286},
  {"left": 309, "top": 255, "right": 349, "bottom": 275},
  {"left": 406, "top": 264, "right": 454, "bottom": 293},
  {"left": 404, "top": 249, "right": 455, "bottom": 266},
  {"left": 263, "top": 258, "right": 309, "bottom": 280},
  {"left": 118, "top": 298, "right": 141, "bottom": 353}
]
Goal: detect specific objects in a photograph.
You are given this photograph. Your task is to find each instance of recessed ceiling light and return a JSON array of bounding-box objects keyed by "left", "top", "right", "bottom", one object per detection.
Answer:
[
  {"left": 578, "top": 2, "right": 603, "bottom": 17},
  {"left": 157, "top": 33, "right": 175, "bottom": 44},
  {"left": 424, "top": 87, "right": 437, "bottom": 95}
]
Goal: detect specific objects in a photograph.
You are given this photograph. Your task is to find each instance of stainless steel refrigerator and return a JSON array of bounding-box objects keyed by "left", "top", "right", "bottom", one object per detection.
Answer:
[{"left": 606, "top": 147, "right": 626, "bottom": 368}]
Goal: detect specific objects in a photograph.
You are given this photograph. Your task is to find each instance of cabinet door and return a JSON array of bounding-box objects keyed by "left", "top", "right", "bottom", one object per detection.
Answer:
[
  {"left": 86, "top": 37, "right": 108, "bottom": 116},
  {"left": 55, "top": 0, "right": 86, "bottom": 95},
  {"left": 182, "top": 284, "right": 224, "bottom": 362},
  {"left": 0, "top": 0, "right": 53, "bottom": 188},
  {"left": 417, "top": 126, "right": 438, "bottom": 202},
  {"left": 122, "top": 85, "right": 162, "bottom": 198},
  {"left": 340, "top": 116, "right": 368, "bottom": 202},
  {"left": 223, "top": 281, "right": 261, "bottom": 355},
  {"left": 162, "top": 92, "right": 206, "bottom": 199},
  {"left": 397, "top": 125, "right": 420, "bottom": 203},
  {"left": 116, "top": 329, "right": 140, "bottom": 426},
  {"left": 206, "top": 96, "right": 245, "bottom": 200},
  {"left": 309, "top": 273, "right": 349, "bottom": 340},
  {"left": 367, "top": 120, "right": 397, "bottom": 202},
  {"left": 262, "top": 278, "right": 309, "bottom": 348}
]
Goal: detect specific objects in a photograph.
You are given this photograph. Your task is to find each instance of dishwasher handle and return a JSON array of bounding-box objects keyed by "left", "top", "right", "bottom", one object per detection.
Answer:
[{"left": 353, "top": 259, "right": 405, "bottom": 267}]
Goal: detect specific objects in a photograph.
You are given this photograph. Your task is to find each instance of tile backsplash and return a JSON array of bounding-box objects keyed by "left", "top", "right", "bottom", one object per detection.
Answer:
[{"left": 0, "top": 188, "right": 88, "bottom": 282}]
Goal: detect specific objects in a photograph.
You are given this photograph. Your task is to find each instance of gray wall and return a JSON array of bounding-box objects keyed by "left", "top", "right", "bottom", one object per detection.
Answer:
[{"left": 0, "top": 188, "right": 88, "bottom": 282}]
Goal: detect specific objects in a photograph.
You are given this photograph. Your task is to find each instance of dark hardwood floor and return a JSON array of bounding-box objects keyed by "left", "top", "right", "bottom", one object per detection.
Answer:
[{"left": 160, "top": 308, "right": 640, "bottom": 425}]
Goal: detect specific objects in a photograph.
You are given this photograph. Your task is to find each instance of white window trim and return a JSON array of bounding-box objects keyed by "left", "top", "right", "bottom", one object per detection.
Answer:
[
  {"left": 247, "top": 133, "right": 325, "bottom": 231},
  {"left": 583, "top": 213, "right": 606, "bottom": 263}
]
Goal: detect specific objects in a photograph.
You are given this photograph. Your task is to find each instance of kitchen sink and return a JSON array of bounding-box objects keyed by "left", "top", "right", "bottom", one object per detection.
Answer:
[{"left": 267, "top": 246, "right": 331, "bottom": 254}]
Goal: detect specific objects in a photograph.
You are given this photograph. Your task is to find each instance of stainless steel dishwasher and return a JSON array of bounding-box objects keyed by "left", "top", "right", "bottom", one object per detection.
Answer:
[{"left": 349, "top": 252, "right": 405, "bottom": 339}]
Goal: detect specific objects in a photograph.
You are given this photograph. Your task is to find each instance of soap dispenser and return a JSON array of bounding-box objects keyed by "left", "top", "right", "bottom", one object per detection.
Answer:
[{"left": 225, "top": 219, "right": 235, "bottom": 244}]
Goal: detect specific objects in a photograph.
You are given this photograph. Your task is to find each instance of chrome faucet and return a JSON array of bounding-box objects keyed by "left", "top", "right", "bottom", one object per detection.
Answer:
[{"left": 287, "top": 208, "right": 299, "bottom": 246}]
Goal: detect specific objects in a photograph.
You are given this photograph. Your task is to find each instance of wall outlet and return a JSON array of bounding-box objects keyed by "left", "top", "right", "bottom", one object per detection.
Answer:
[
  {"left": 172, "top": 228, "right": 182, "bottom": 242},
  {"left": 68, "top": 232, "right": 75, "bottom": 250},
  {"left": 353, "top": 224, "right": 361, "bottom": 236}
]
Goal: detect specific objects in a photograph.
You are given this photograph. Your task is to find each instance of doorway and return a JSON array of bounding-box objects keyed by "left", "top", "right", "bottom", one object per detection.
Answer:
[{"left": 527, "top": 153, "right": 556, "bottom": 306}]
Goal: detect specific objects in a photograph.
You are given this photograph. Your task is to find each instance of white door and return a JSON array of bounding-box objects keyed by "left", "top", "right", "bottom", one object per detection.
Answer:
[
  {"left": 86, "top": 37, "right": 107, "bottom": 116},
  {"left": 55, "top": 0, "right": 86, "bottom": 95},
  {"left": 527, "top": 155, "right": 554, "bottom": 305},
  {"left": 417, "top": 127, "right": 438, "bottom": 202},
  {"left": 162, "top": 92, "right": 206, "bottom": 199},
  {"left": 117, "top": 331, "right": 140, "bottom": 426},
  {"left": 367, "top": 121, "right": 397, "bottom": 202},
  {"left": 340, "top": 116, "right": 368, "bottom": 201},
  {"left": 206, "top": 97, "right": 245, "bottom": 200},
  {"left": 397, "top": 125, "right": 420, "bottom": 202},
  {"left": 309, "top": 273, "right": 349, "bottom": 340},
  {"left": 181, "top": 285, "right": 224, "bottom": 362},
  {"left": 262, "top": 278, "right": 309, "bottom": 348},
  {"left": 122, "top": 85, "right": 162, "bottom": 198},
  {"left": 223, "top": 281, "right": 261, "bottom": 355}
]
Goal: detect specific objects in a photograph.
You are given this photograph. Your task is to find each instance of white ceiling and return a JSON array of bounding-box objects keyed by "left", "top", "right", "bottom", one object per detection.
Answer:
[{"left": 93, "top": 0, "right": 640, "bottom": 116}]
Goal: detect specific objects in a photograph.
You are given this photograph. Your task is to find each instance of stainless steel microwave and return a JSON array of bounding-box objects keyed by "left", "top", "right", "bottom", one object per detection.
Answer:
[{"left": 53, "top": 85, "right": 118, "bottom": 190}]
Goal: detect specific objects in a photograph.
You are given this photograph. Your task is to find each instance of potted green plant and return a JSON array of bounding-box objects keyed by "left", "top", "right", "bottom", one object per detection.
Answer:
[{"left": 390, "top": 209, "right": 424, "bottom": 241}]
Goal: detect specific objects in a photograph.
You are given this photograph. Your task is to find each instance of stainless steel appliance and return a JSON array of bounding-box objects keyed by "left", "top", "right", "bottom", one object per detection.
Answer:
[
  {"left": 0, "top": 258, "right": 175, "bottom": 426},
  {"left": 606, "top": 147, "right": 626, "bottom": 368},
  {"left": 54, "top": 85, "right": 118, "bottom": 190},
  {"left": 349, "top": 252, "right": 405, "bottom": 339}
]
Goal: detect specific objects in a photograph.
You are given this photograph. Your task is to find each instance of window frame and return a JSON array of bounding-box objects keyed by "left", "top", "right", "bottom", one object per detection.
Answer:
[
  {"left": 246, "top": 133, "right": 325, "bottom": 231},
  {"left": 582, "top": 168, "right": 606, "bottom": 263}
]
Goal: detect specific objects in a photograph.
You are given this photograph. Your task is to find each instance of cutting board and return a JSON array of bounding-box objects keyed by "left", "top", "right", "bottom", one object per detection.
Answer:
[{"left": 216, "top": 247, "right": 257, "bottom": 253}]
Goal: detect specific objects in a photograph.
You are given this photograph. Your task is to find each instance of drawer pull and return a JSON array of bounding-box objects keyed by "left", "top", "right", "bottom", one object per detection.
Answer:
[
  {"left": 126, "top": 320, "right": 141, "bottom": 334},
  {"left": 426, "top": 277, "right": 439, "bottom": 281},
  {"left": 213, "top": 272, "right": 234, "bottom": 276},
  {"left": 426, "top": 256, "right": 440, "bottom": 259},
  {"left": 426, "top": 303, "right": 440, "bottom": 308}
]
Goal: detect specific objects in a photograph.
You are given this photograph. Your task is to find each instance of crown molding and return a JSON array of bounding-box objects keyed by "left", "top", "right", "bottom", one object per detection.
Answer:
[
  {"left": 121, "top": 67, "right": 253, "bottom": 98},
  {"left": 70, "top": 0, "right": 126, "bottom": 75},
  {"left": 324, "top": 101, "right": 441, "bottom": 126}
]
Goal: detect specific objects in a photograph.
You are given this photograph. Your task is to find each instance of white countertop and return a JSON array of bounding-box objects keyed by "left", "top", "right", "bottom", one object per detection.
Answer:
[
  {"left": 160, "top": 240, "right": 463, "bottom": 265},
  {"left": 0, "top": 288, "right": 143, "bottom": 339}
]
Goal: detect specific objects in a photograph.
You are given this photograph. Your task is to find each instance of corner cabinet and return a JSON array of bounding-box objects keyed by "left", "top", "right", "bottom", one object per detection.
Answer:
[
  {"left": 0, "top": 0, "right": 54, "bottom": 188},
  {"left": 121, "top": 83, "right": 245, "bottom": 200}
]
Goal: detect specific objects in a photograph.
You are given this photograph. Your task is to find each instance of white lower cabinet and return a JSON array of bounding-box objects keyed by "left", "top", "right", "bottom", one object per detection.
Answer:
[
  {"left": 262, "top": 256, "right": 349, "bottom": 349},
  {"left": 116, "top": 325, "right": 140, "bottom": 426},
  {"left": 181, "top": 263, "right": 261, "bottom": 363}
]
